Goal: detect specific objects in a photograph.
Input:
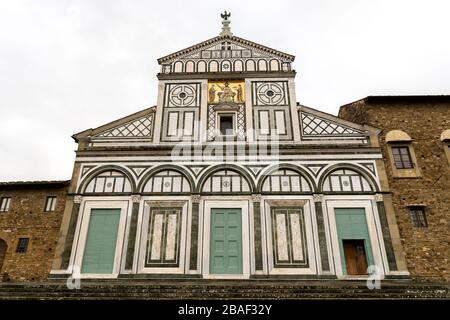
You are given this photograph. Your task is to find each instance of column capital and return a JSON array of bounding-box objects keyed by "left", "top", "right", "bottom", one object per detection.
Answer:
[
  {"left": 251, "top": 194, "right": 262, "bottom": 202},
  {"left": 73, "top": 195, "right": 83, "bottom": 204},
  {"left": 131, "top": 195, "right": 141, "bottom": 203},
  {"left": 313, "top": 194, "right": 323, "bottom": 202},
  {"left": 191, "top": 194, "right": 201, "bottom": 203},
  {"left": 374, "top": 193, "right": 384, "bottom": 202}
]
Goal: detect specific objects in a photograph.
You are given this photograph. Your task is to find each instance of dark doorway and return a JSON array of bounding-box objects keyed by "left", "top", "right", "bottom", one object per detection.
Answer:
[
  {"left": 343, "top": 239, "right": 368, "bottom": 275},
  {"left": 0, "top": 239, "right": 7, "bottom": 274}
]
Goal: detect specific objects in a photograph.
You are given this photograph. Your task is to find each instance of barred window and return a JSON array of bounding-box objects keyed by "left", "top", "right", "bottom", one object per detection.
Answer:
[
  {"left": 44, "top": 196, "right": 57, "bottom": 212},
  {"left": 0, "top": 197, "right": 11, "bottom": 212},
  {"left": 16, "top": 238, "right": 29, "bottom": 253},
  {"left": 392, "top": 146, "right": 413, "bottom": 169},
  {"left": 408, "top": 206, "right": 428, "bottom": 228}
]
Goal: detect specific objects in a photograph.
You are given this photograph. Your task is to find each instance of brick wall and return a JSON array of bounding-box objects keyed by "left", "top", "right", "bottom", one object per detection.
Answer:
[
  {"left": 0, "top": 182, "right": 69, "bottom": 281},
  {"left": 340, "top": 99, "right": 450, "bottom": 281}
]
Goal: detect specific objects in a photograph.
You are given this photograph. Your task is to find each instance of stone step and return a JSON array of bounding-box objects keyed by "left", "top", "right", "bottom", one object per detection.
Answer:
[{"left": 0, "top": 280, "right": 448, "bottom": 299}]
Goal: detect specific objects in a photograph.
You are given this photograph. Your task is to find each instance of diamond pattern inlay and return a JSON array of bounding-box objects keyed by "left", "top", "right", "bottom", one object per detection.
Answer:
[
  {"left": 98, "top": 115, "right": 153, "bottom": 138},
  {"left": 301, "top": 113, "right": 363, "bottom": 136}
]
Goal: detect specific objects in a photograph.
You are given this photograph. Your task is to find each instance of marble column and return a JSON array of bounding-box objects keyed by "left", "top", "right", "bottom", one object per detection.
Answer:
[
  {"left": 313, "top": 194, "right": 330, "bottom": 272},
  {"left": 61, "top": 195, "right": 82, "bottom": 269},
  {"left": 124, "top": 195, "right": 141, "bottom": 271}
]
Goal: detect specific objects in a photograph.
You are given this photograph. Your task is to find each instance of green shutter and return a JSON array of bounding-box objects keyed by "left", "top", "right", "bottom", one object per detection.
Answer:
[
  {"left": 210, "top": 208, "right": 243, "bottom": 274},
  {"left": 81, "top": 209, "right": 121, "bottom": 274},
  {"left": 335, "top": 208, "right": 374, "bottom": 274}
]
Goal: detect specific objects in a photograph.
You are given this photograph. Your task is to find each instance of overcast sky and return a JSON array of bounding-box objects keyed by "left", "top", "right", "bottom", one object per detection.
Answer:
[{"left": 1, "top": 0, "right": 449, "bottom": 181}]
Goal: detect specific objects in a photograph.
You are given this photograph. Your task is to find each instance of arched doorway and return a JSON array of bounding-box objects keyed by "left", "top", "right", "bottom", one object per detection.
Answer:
[{"left": 0, "top": 239, "right": 7, "bottom": 274}]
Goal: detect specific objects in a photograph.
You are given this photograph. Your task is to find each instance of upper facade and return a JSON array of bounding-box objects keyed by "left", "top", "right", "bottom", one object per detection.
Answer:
[{"left": 73, "top": 15, "right": 374, "bottom": 149}]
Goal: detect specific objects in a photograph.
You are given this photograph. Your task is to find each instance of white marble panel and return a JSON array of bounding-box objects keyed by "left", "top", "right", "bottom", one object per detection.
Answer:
[
  {"left": 150, "top": 214, "right": 164, "bottom": 260},
  {"left": 276, "top": 214, "right": 289, "bottom": 261},
  {"left": 165, "top": 213, "right": 178, "bottom": 260},
  {"left": 290, "top": 213, "right": 304, "bottom": 261}
]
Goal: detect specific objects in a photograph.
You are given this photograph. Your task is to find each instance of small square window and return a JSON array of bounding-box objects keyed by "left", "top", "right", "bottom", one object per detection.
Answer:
[
  {"left": 16, "top": 238, "right": 29, "bottom": 253},
  {"left": 219, "top": 115, "right": 234, "bottom": 135},
  {"left": 392, "top": 146, "right": 414, "bottom": 169},
  {"left": 44, "top": 196, "right": 57, "bottom": 212},
  {"left": 408, "top": 206, "right": 428, "bottom": 228},
  {"left": 0, "top": 197, "right": 11, "bottom": 212}
]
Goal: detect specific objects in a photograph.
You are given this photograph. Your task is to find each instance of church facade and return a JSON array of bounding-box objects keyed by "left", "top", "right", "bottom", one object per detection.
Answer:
[{"left": 49, "top": 16, "right": 409, "bottom": 281}]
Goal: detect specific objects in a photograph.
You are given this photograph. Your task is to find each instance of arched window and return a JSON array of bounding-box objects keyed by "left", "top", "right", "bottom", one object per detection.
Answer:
[
  {"left": 201, "top": 169, "right": 251, "bottom": 193},
  {"left": 322, "top": 168, "right": 373, "bottom": 192},
  {"left": 84, "top": 170, "right": 132, "bottom": 193},
  {"left": 143, "top": 170, "right": 191, "bottom": 193},
  {"left": 261, "top": 169, "right": 312, "bottom": 193},
  {"left": 441, "top": 129, "right": 450, "bottom": 166}
]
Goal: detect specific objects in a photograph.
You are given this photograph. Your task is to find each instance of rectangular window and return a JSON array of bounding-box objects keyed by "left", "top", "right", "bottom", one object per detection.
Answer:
[
  {"left": 44, "top": 196, "right": 57, "bottom": 212},
  {"left": 392, "top": 146, "right": 414, "bottom": 169},
  {"left": 0, "top": 197, "right": 11, "bottom": 212},
  {"left": 408, "top": 206, "right": 428, "bottom": 228},
  {"left": 219, "top": 114, "right": 234, "bottom": 135},
  {"left": 16, "top": 238, "right": 29, "bottom": 253}
]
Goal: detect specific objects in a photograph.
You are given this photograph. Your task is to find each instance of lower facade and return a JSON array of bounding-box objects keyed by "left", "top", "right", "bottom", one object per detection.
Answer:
[{"left": 50, "top": 162, "right": 409, "bottom": 281}]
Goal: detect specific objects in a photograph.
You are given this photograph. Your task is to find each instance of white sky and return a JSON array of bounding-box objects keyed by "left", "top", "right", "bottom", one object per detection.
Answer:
[{"left": 0, "top": 0, "right": 449, "bottom": 181}]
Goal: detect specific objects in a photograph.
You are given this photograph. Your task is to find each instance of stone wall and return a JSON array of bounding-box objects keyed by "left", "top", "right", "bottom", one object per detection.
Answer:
[
  {"left": 0, "top": 182, "right": 69, "bottom": 281},
  {"left": 339, "top": 98, "right": 450, "bottom": 281}
]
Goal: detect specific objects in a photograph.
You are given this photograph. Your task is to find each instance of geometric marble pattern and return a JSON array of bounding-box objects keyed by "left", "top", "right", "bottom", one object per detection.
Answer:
[
  {"left": 207, "top": 104, "right": 246, "bottom": 141},
  {"left": 98, "top": 115, "right": 153, "bottom": 138},
  {"left": 304, "top": 164, "right": 327, "bottom": 177},
  {"left": 301, "top": 113, "right": 364, "bottom": 136}
]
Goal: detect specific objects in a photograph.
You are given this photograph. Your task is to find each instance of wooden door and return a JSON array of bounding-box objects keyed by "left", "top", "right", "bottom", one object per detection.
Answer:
[
  {"left": 210, "top": 208, "right": 243, "bottom": 274},
  {"left": 343, "top": 240, "right": 368, "bottom": 275}
]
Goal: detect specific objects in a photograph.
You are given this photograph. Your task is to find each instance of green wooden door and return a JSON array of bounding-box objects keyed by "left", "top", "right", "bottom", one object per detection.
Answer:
[
  {"left": 81, "top": 209, "right": 121, "bottom": 274},
  {"left": 210, "top": 208, "right": 243, "bottom": 274},
  {"left": 335, "top": 208, "right": 374, "bottom": 275}
]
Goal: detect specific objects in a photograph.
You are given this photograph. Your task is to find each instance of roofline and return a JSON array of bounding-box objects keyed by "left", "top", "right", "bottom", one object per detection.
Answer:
[
  {"left": 297, "top": 103, "right": 381, "bottom": 134},
  {"left": 157, "top": 34, "right": 295, "bottom": 64},
  {"left": 72, "top": 106, "right": 156, "bottom": 142},
  {"left": 0, "top": 180, "right": 70, "bottom": 189},
  {"left": 340, "top": 95, "right": 450, "bottom": 108}
]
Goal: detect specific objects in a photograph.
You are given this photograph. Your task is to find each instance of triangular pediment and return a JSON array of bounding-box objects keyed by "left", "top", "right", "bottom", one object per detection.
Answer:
[
  {"left": 299, "top": 105, "right": 378, "bottom": 141},
  {"left": 72, "top": 107, "right": 156, "bottom": 142},
  {"left": 158, "top": 35, "right": 295, "bottom": 64},
  {"left": 157, "top": 35, "right": 295, "bottom": 74}
]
